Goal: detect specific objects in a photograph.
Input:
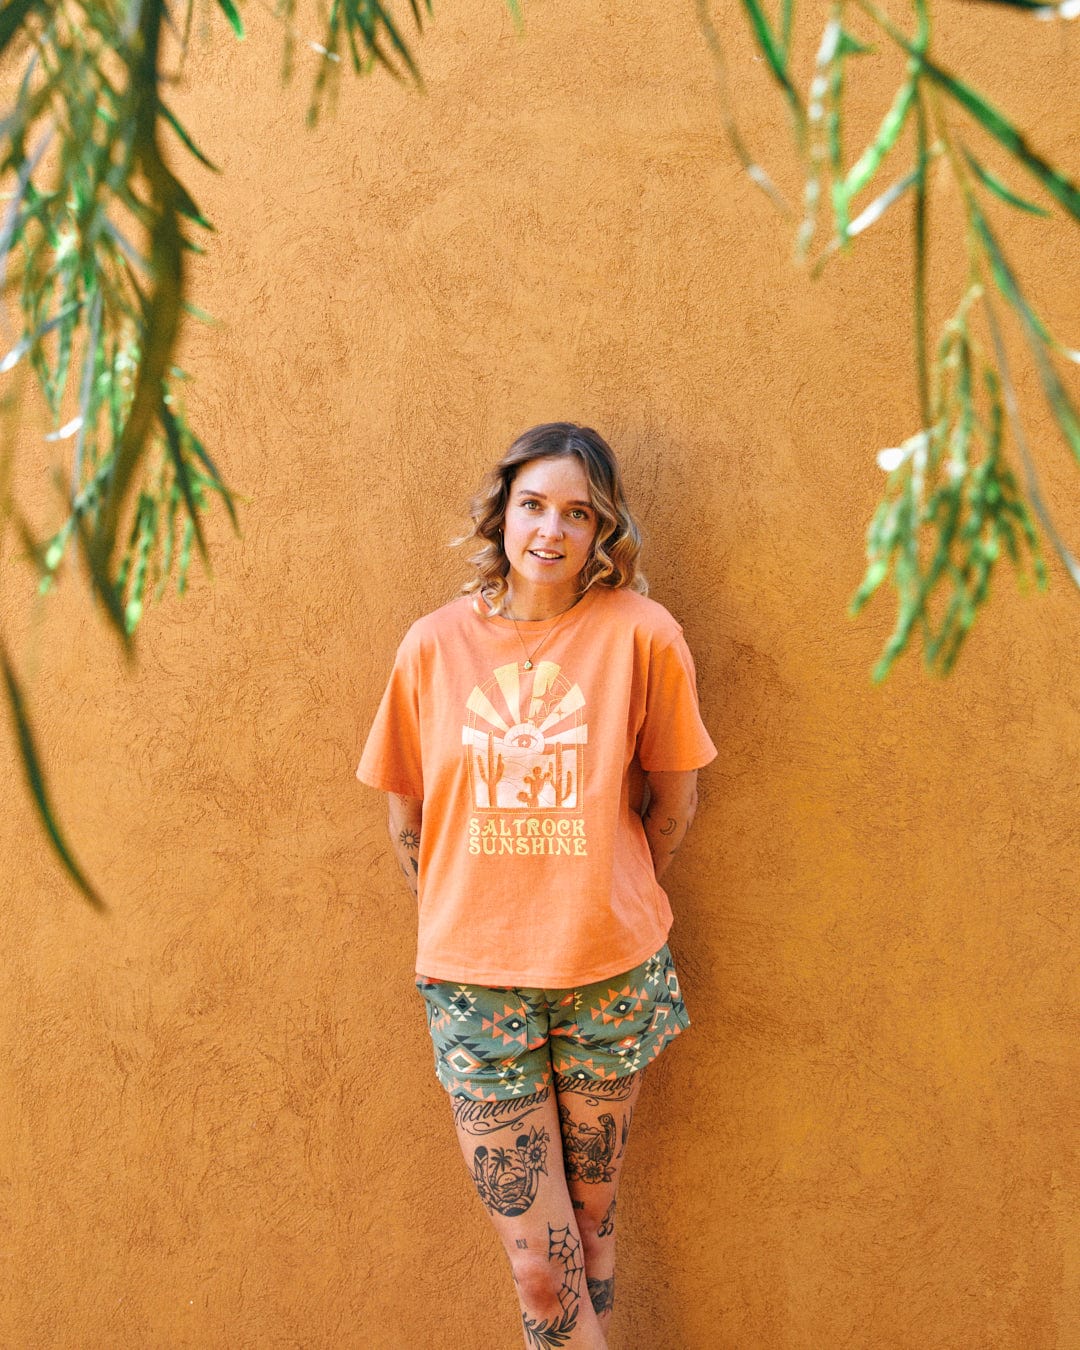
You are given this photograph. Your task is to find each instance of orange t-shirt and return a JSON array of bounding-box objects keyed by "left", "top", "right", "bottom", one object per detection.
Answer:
[{"left": 356, "top": 586, "right": 717, "bottom": 986}]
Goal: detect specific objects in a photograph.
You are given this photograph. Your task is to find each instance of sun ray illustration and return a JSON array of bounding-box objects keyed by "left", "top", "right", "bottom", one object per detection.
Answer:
[
  {"left": 493, "top": 664, "right": 522, "bottom": 726},
  {"left": 465, "top": 660, "right": 586, "bottom": 811},
  {"left": 466, "top": 685, "right": 509, "bottom": 732},
  {"left": 537, "top": 684, "right": 586, "bottom": 732}
]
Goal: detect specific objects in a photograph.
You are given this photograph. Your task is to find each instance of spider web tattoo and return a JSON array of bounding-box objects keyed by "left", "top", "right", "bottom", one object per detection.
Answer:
[{"left": 521, "top": 1224, "right": 583, "bottom": 1349}]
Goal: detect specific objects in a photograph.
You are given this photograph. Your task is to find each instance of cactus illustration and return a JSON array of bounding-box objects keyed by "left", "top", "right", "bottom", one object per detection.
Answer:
[
  {"left": 517, "top": 764, "right": 551, "bottom": 809},
  {"left": 552, "top": 742, "right": 574, "bottom": 808},
  {"left": 477, "top": 731, "right": 504, "bottom": 807}
]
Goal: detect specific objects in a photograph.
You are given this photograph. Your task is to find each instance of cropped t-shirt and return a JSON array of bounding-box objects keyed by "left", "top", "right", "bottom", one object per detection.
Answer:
[{"left": 356, "top": 586, "right": 717, "bottom": 986}]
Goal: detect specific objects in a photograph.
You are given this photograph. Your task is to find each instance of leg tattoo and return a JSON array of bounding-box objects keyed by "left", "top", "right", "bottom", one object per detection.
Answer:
[
  {"left": 472, "top": 1126, "right": 549, "bottom": 1217},
  {"left": 559, "top": 1105, "right": 617, "bottom": 1184},
  {"left": 555, "top": 1072, "right": 639, "bottom": 1103},
  {"left": 453, "top": 1088, "right": 550, "bottom": 1136},
  {"left": 521, "top": 1225, "right": 583, "bottom": 1349},
  {"left": 587, "top": 1275, "right": 615, "bottom": 1317},
  {"left": 598, "top": 1195, "right": 616, "bottom": 1239}
]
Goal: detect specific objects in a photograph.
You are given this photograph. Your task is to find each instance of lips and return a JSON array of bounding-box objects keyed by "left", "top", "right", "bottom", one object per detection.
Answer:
[{"left": 529, "top": 550, "right": 564, "bottom": 560}]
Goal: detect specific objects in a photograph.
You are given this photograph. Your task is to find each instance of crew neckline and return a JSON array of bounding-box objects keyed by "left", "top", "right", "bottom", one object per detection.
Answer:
[{"left": 477, "top": 585, "right": 601, "bottom": 631}]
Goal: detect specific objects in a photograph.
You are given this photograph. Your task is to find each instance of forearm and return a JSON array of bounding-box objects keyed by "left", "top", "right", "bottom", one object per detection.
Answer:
[
  {"left": 388, "top": 794, "right": 423, "bottom": 899},
  {"left": 641, "top": 770, "right": 699, "bottom": 882}
]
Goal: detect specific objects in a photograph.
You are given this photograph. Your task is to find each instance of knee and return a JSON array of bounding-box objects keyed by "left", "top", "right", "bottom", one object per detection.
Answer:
[
  {"left": 509, "top": 1251, "right": 572, "bottom": 1317},
  {"left": 576, "top": 1211, "right": 609, "bottom": 1269}
]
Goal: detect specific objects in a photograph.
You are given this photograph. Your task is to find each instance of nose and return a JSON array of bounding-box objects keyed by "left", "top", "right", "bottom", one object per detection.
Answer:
[{"left": 537, "top": 508, "right": 564, "bottom": 539}]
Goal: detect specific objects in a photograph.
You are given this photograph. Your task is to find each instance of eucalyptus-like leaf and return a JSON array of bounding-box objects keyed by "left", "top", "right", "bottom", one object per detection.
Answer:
[
  {"left": 1, "top": 638, "right": 106, "bottom": 909},
  {"left": 0, "top": 298, "right": 83, "bottom": 374},
  {"left": 843, "top": 78, "right": 916, "bottom": 203},
  {"left": 980, "top": 289, "right": 1080, "bottom": 586},
  {"left": 969, "top": 197, "right": 1080, "bottom": 469},
  {"left": 963, "top": 146, "right": 1051, "bottom": 217},
  {"left": 214, "top": 0, "right": 245, "bottom": 39},
  {"left": 738, "top": 0, "right": 807, "bottom": 140},
  {"left": 861, "top": 7, "right": 1080, "bottom": 221}
]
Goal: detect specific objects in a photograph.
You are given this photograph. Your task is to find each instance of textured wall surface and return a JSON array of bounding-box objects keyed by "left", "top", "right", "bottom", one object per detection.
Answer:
[{"left": 2, "top": 3, "right": 1079, "bottom": 1347}]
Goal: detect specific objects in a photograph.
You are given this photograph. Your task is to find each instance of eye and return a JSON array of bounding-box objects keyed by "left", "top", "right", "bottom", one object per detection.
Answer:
[
  {"left": 569, "top": 509, "right": 590, "bottom": 521},
  {"left": 520, "top": 499, "right": 540, "bottom": 510}
]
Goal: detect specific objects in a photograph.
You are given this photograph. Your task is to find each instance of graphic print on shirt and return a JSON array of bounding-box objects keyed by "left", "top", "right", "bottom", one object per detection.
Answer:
[{"left": 463, "top": 659, "right": 587, "bottom": 811}]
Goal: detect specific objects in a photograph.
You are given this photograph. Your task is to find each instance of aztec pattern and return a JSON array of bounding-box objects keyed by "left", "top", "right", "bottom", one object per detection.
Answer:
[{"left": 416, "top": 944, "right": 690, "bottom": 1102}]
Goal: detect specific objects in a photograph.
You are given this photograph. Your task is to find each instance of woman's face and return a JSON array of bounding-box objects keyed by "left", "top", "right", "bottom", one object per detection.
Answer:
[{"left": 502, "top": 455, "right": 598, "bottom": 604}]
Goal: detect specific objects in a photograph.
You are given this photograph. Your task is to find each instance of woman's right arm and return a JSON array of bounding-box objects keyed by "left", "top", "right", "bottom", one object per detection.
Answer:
[{"left": 387, "top": 793, "right": 424, "bottom": 899}]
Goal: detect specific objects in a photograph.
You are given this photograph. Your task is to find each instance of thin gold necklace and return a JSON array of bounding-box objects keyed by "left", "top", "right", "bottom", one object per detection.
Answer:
[{"left": 505, "top": 595, "right": 582, "bottom": 670}]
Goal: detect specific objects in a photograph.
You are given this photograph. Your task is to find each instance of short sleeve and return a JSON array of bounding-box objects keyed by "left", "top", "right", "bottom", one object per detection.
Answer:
[
  {"left": 356, "top": 633, "right": 425, "bottom": 797},
  {"left": 636, "top": 633, "right": 717, "bottom": 772}
]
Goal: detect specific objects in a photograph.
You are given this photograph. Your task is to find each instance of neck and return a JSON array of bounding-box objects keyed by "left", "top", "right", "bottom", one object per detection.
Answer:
[{"left": 504, "top": 582, "right": 583, "bottom": 622}]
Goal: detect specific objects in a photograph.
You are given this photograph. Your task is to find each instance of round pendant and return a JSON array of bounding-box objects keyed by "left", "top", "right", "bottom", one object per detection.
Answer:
[{"left": 524, "top": 660, "right": 533, "bottom": 670}]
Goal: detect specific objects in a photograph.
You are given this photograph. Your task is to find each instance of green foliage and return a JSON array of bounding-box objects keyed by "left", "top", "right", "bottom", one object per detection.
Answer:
[
  {"left": 698, "top": 0, "right": 1080, "bottom": 679},
  {"left": 0, "top": 0, "right": 518, "bottom": 905}
]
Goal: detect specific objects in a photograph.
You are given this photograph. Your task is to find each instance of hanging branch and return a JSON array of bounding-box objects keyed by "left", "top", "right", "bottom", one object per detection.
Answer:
[
  {"left": 0, "top": 0, "right": 522, "bottom": 906},
  {"left": 698, "top": 0, "right": 1080, "bottom": 679}
]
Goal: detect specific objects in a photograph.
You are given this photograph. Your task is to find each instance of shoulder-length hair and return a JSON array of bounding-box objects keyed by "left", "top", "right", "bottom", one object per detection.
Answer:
[{"left": 459, "top": 423, "right": 647, "bottom": 613}]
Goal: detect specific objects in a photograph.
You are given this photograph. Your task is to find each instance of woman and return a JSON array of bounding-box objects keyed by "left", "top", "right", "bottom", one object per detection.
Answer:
[{"left": 357, "top": 423, "right": 716, "bottom": 1348}]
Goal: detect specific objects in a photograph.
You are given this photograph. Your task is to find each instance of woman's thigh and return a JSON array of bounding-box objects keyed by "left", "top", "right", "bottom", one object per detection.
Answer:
[
  {"left": 555, "top": 1071, "right": 643, "bottom": 1282},
  {"left": 449, "top": 1087, "right": 597, "bottom": 1339}
]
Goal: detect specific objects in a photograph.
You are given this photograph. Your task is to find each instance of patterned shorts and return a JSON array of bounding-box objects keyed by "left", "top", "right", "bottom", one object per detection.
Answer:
[{"left": 415, "top": 943, "right": 690, "bottom": 1101}]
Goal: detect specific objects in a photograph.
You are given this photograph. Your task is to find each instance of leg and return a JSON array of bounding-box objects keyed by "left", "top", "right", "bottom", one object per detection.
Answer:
[
  {"left": 555, "top": 1069, "right": 644, "bottom": 1337},
  {"left": 450, "top": 1087, "right": 608, "bottom": 1349}
]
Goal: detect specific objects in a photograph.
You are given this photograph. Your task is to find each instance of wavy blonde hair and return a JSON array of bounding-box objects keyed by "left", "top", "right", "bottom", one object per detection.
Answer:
[{"left": 459, "top": 423, "right": 647, "bottom": 614}]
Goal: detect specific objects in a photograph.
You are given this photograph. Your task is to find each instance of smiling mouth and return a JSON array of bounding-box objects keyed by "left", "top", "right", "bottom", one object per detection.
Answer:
[{"left": 529, "top": 550, "right": 564, "bottom": 560}]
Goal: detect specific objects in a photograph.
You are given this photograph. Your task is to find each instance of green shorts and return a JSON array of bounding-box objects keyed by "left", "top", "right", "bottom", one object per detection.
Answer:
[{"left": 415, "top": 943, "right": 690, "bottom": 1101}]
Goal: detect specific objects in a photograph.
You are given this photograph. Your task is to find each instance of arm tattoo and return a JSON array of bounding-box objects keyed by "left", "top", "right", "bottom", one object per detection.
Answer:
[{"left": 398, "top": 827, "right": 420, "bottom": 850}]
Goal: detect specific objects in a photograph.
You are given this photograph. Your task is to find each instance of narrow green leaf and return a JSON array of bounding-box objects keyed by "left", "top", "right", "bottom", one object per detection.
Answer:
[
  {"left": 980, "top": 287, "right": 1080, "bottom": 587},
  {"left": 504, "top": 0, "right": 525, "bottom": 32},
  {"left": 214, "top": 0, "right": 245, "bottom": 39},
  {"left": 1, "top": 638, "right": 106, "bottom": 910},
  {"left": 848, "top": 165, "right": 920, "bottom": 237},
  {"left": 914, "top": 51, "right": 1080, "bottom": 220},
  {"left": 843, "top": 78, "right": 916, "bottom": 201},
  {"left": 779, "top": 0, "right": 793, "bottom": 58},
  {"left": 913, "top": 92, "right": 931, "bottom": 434},
  {"left": 159, "top": 396, "right": 210, "bottom": 568},
  {"left": 738, "top": 0, "right": 806, "bottom": 136},
  {"left": 963, "top": 147, "right": 1051, "bottom": 217}
]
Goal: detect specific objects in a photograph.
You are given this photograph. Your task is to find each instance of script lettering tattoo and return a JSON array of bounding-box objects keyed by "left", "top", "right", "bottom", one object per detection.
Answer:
[
  {"left": 559, "top": 1106, "right": 617, "bottom": 1184},
  {"left": 555, "top": 1071, "right": 639, "bottom": 1103},
  {"left": 598, "top": 1196, "right": 616, "bottom": 1239},
  {"left": 516, "top": 1239, "right": 529, "bottom": 1250},
  {"left": 472, "top": 1126, "right": 549, "bottom": 1217},
  {"left": 587, "top": 1275, "right": 615, "bottom": 1317},
  {"left": 453, "top": 1089, "right": 550, "bottom": 1136},
  {"left": 521, "top": 1225, "right": 583, "bottom": 1349}
]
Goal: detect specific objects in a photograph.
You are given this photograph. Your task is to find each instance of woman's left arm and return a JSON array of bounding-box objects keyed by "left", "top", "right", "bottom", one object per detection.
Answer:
[{"left": 641, "top": 769, "right": 700, "bottom": 881}]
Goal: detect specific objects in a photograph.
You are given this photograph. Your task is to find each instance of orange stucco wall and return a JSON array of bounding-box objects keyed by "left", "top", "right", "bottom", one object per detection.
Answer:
[{"left": 3, "top": 4, "right": 1079, "bottom": 1347}]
